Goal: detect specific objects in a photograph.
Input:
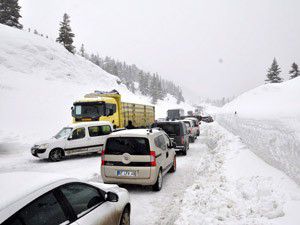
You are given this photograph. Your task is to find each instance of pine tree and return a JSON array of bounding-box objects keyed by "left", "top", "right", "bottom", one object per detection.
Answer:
[
  {"left": 265, "top": 58, "right": 282, "bottom": 83},
  {"left": 56, "top": 13, "right": 75, "bottom": 54},
  {"left": 289, "top": 62, "right": 300, "bottom": 79},
  {"left": 0, "top": 0, "right": 22, "bottom": 29},
  {"left": 149, "top": 74, "right": 159, "bottom": 104},
  {"left": 79, "top": 44, "right": 85, "bottom": 57}
]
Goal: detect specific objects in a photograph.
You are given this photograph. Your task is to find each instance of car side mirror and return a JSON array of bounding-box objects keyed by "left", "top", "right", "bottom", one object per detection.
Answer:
[
  {"left": 105, "top": 191, "right": 119, "bottom": 202},
  {"left": 67, "top": 135, "right": 73, "bottom": 140},
  {"left": 71, "top": 106, "right": 75, "bottom": 117}
]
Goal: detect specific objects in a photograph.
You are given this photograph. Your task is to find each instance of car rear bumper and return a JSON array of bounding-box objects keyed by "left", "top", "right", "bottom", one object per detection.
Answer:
[{"left": 101, "top": 166, "right": 158, "bottom": 185}]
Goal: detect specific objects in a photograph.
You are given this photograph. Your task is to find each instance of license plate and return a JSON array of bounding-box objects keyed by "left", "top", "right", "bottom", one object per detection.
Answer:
[{"left": 117, "top": 170, "right": 137, "bottom": 177}]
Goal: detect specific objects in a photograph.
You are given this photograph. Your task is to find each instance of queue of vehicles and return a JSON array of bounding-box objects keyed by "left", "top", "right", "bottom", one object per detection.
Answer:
[{"left": 1, "top": 91, "right": 205, "bottom": 225}]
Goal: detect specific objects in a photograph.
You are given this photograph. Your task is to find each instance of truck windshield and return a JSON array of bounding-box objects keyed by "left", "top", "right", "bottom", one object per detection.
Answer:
[
  {"left": 74, "top": 103, "right": 105, "bottom": 118},
  {"left": 105, "top": 137, "right": 150, "bottom": 155},
  {"left": 54, "top": 127, "right": 72, "bottom": 139}
]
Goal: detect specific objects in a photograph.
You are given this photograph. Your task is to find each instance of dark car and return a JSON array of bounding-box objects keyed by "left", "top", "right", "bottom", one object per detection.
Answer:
[
  {"left": 201, "top": 116, "right": 214, "bottom": 123},
  {"left": 152, "top": 121, "right": 189, "bottom": 155}
]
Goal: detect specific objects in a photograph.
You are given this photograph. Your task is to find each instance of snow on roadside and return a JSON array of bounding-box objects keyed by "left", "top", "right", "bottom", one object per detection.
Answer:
[
  {"left": 0, "top": 24, "right": 192, "bottom": 147},
  {"left": 175, "top": 122, "right": 300, "bottom": 225}
]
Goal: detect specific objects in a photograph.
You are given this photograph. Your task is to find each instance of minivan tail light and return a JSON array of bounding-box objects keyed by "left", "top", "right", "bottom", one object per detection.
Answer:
[
  {"left": 101, "top": 149, "right": 105, "bottom": 166},
  {"left": 150, "top": 151, "right": 156, "bottom": 166},
  {"left": 181, "top": 137, "right": 184, "bottom": 145}
]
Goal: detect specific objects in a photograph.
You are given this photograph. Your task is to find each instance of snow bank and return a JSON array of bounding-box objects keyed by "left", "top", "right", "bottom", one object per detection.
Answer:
[
  {"left": 216, "top": 78, "right": 300, "bottom": 184},
  {"left": 175, "top": 122, "right": 300, "bottom": 225},
  {"left": 0, "top": 24, "right": 192, "bottom": 145}
]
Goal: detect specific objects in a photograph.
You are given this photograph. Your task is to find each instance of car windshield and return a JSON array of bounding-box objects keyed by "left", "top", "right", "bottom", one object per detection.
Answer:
[
  {"left": 54, "top": 127, "right": 72, "bottom": 139},
  {"left": 105, "top": 137, "right": 150, "bottom": 155},
  {"left": 156, "top": 123, "right": 180, "bottom": 136},
  {"left": 74, "top": 103, "right": 105, "bottom": 118}
]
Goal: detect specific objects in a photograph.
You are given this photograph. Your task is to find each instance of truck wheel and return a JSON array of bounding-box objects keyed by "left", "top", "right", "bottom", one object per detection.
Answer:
[
  {"left": 169, "top": 156, "right": 176, "bottom": 173},
  {"left": 152, "top": 169, "right": 163, "bottom": 191},
  {"left": 49, "top": 148, "right": 63, "bottom": 162}
]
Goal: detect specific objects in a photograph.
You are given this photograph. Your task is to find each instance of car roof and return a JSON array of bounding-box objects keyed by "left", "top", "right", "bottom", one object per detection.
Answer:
[
  {"left": 182, "top": 119, "right": 192, "bottom": 123},
  {"left": 109, "top": 128, "right": 161, "bottom": 137},
  {"left": 67, "top": 121, "right": 112, "bottom": 128},
  {"left": 0, "top": 172, "right": 77, "bottom": 212},
  {"left": 185, "top": 117, "right": 198, "bottom": 121}
]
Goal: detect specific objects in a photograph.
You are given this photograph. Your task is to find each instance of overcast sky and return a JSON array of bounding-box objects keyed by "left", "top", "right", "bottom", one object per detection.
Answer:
[{"left": 19, "top": 0, "right": 300, "bottom": 101}]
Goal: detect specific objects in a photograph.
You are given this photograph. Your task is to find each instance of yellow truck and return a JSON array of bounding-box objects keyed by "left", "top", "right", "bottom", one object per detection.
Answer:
[{"left": 71, "top": 90, "right": 155, "bottom": 128}]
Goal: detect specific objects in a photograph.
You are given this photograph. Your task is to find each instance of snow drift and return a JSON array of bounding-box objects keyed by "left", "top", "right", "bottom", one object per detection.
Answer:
[
  {"left": 0, "top": 24, "right": 192, "bottom": 146},
  {"left": 216, "top": 78, "right": 300, "bottom": 184}
]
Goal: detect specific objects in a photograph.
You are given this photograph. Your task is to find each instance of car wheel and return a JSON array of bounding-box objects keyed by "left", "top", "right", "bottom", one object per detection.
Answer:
[
  {"left": 169, "top": 156, "right": 176, "bottom": 172},
  {"left": 49, "top": 148, "right": 63, "bottom": 162},
  {"left": 190, "top": 137, "right": 195, "bottom": 143},
  {"left": 152, "top": 169, "right": 163, "bottom": 191},
  {"left": 120, "top": 206, "right": 130, "bottom": 225},
  {"left": 182, "top": 147, "right": 187, "bottom": 156}
]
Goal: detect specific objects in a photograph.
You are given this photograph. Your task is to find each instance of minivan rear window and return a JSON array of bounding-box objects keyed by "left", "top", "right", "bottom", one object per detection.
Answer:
[
  {"left": 105, "top": 137, "right": 150, "bottom": 155},
  {"left": 156, "top": 123, "right": 181, "bottom": 136}
]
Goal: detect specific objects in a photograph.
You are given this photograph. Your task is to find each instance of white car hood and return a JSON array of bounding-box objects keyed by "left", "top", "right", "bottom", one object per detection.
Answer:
[{"left": 34, "top": 137, "right": 62, "bottom": 146}]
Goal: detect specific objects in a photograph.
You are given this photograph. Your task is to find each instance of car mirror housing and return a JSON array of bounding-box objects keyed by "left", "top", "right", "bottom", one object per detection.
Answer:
[{"left": 105, "top": 191, "right": 119, "bottom": 202}]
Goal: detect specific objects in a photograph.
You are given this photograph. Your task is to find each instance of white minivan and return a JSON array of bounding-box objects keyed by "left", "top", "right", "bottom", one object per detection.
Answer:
[{"left": 31, "top": 121, "right": 114, "bottom": 161}]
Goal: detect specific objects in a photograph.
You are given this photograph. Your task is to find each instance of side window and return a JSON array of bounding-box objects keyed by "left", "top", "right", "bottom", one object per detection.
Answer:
[
  {"left": 155, "top": 135, "right": 167, "bottom": 150},
  {"left": 60, "top": 183, "right": 104, "bottom": 217},
  {"left": 71, "top": 127, "right": 85, "bottom": 140},
  {"left": 106, "top": 104, "right": 117, "bottom": 116},
  {"left": 154, "top": 136, "right": 160, "bottom": 148},
  {"left": 183, "top": 124, "right": 187, "bottom": 135},
  {"left": 18, "top": 192, "right": 68, "bottom": 225},
  {"left": 2, "top": 218, "right": 23, "bottom": 225},
  {"left": 101, "top": 125, "right": 112, "bottom": 135},
  {"left": 88, "top": 125, "right": 112, "bottom": 137}
]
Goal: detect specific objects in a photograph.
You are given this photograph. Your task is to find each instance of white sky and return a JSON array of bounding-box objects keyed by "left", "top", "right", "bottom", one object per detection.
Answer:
[{"left": 19, "top": 0, "right": 300, "bottom": 100}]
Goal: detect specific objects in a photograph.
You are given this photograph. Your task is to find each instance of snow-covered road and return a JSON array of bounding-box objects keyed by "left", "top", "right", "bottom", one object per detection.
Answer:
[{"left": 0, "top": 122, "right": 300, "bottom": 225}]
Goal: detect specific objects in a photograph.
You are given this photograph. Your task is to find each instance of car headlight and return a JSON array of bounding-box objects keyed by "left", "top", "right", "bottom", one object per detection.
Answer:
[{"left": 38, "top": 143, "right": 49, "bottom": 149}]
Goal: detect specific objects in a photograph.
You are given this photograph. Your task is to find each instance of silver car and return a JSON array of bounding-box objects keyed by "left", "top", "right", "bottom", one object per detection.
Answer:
[
  {"left": 0, "top": 172, "right": 130, "bottom": 225},
  {"left": 101, "top": 128, "right": 177, "bottom": 191}
]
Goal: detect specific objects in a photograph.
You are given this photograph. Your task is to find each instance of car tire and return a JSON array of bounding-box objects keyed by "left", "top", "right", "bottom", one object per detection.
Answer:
[
  {"left": 152, "top": 169, "right": 163, "bottom": 191},
  {"left": 169, "top": 156, "right": 176, "bottom": 173},
  {"left": 119, "top": 206, "right": 130, "bottom": 225},
  {"left": 182, "top": 147, "right": 187, "bottom": 156},
  {"left": 49, "top": 148, "right": 63, "bottom": 162},
  {"left": 190, "top": 137, "right": 195, "bottom": 143}
]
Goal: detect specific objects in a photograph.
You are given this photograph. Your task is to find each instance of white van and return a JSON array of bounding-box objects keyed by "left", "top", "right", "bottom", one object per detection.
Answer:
[{"left": 31, "top": 121, "right": 114, "bottom": 161}]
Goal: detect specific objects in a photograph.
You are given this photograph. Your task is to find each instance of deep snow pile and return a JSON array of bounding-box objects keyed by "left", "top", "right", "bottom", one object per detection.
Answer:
[
  {"left": 215, "top": 78, "right": 300, "bottom": 184},
  {"left": 175, "top": 122, "right": 300, "bottom": 225},
  {"left": 0, "top": 24, "right": 192, "bottom": 145}
]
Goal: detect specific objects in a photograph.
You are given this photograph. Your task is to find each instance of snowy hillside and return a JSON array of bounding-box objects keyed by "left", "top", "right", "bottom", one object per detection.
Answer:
[
  {"left": 216, "top": 78, "right": 300, "bottom": 184},
  {"left": 0, "top": 24, "right": 192, "bottom": 145}
]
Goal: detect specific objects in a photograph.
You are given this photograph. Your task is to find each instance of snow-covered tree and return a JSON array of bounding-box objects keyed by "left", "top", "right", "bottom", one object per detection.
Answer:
[
  {"left": 56, "top": 13, "right": 75, "bottom": 54},
  {"left": 289, "top": 62, "right": 300, "bottom": 79},
  {"left": 79, "top": 44, "right": 85, "bottom": 57},
  {"left": 265, "top": 58, "right": 282, "bottom": 83},
  {"left": 0, "top": 0, "right": 22, "bottom": 29}
]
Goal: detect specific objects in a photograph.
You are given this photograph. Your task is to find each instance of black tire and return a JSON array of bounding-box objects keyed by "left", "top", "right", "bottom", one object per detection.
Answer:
[
  {"left": 152, "top": 169, "right": 163, "bottom": 191},
  {"left": 119, "top": 206, "right": 130, "bottom": 225},
  {"left": 49, "top": 148, "right": 63, "bottom": 162},
  {"left": 190, "top": 136, "right": 195, "bottom": 143},
  {"left": 182, "top": 147, "right": 187, "bottom": 156},
  {"left": 169, "top": 156, "right": 176, "bottom": 173}
]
